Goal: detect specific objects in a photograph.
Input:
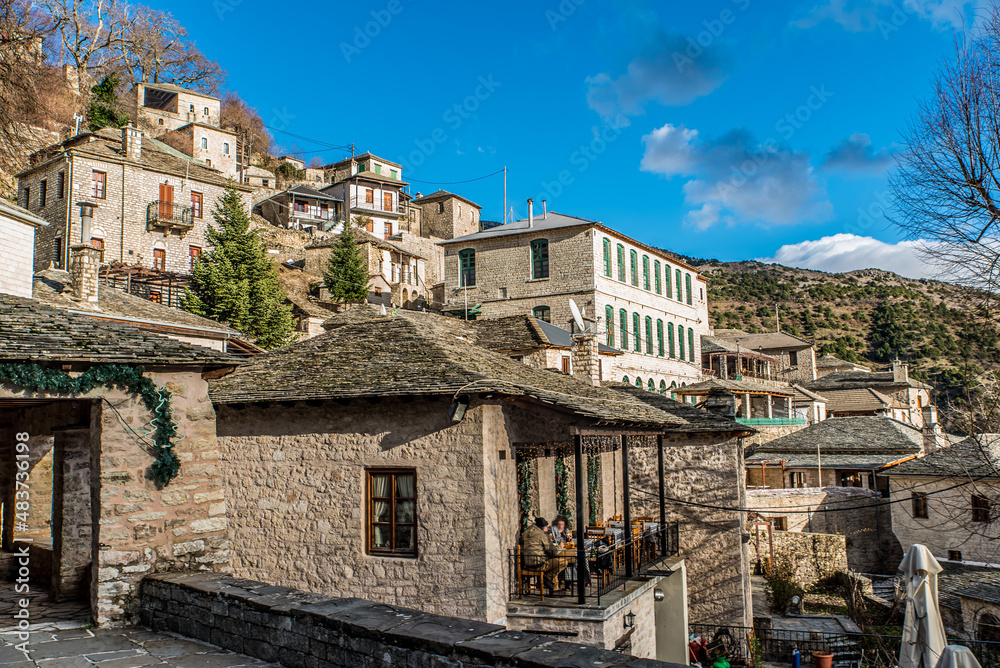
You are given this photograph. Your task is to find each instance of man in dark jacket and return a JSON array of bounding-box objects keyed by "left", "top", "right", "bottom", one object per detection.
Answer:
[{"left": 521, "top": 517, "right": 569, "bottom": 591}]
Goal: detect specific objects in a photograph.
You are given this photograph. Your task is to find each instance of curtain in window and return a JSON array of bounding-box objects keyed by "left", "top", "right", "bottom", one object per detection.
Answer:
[{"left": 371, "top": 474, "right": 391, "bottom": 548}]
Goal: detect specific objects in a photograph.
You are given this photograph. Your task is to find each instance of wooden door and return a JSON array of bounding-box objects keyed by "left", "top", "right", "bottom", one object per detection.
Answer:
[
  {"left": 159, "top": 184, "right": 174, "bottom": 219},
  {"left": 383, "top": 192, "right": 393, "bottom": 212}
]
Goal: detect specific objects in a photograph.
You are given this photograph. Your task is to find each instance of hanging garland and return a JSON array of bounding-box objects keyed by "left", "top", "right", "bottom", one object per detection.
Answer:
[
  {"left": 554, "top": 455, "right": 571, "bottom": 528},
  {"left": 587, "top": 452, "right": 602, "bottom": 527},
  {"left": 517, "top": 455, "right": 534, "bottom": 533},
  {"left": 0, "top": 362, "right": 181, "bottom": 487}
]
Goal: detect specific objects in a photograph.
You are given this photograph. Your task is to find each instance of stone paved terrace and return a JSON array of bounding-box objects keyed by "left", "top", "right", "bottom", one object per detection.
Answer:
[{"left": 0, "top": 626, "right": 281, "bottom": 666}]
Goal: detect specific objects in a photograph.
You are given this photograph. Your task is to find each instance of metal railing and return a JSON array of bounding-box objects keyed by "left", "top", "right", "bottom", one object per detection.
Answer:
[
  {"left": 688, "top": 624, "right": 1000, "bottom": 667},
  {"left": 509, "top": 522, "right": 679, "bottom": 606},
  {"left": 350, "top": 196, "right": 405, "bottom": 214},
  {"left": 146, "top": 201, "right": 194, "bottom": 230},
  {"left": 290, "top": 208, "right": 335, "bottom": 221},
  {"left": 735, "top": 417, "right": 806, "bottom": 426}
]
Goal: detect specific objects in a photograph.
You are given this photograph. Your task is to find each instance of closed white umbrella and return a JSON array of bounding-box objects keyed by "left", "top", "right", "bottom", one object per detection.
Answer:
[
  {"left": 899, "top": 544, "right": 948, "bottom": 668},
  {"left": 935, "top": 645, "right": 982, "bottom": 668}
]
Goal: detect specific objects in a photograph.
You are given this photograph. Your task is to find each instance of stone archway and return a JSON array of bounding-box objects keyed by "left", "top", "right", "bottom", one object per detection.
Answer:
[{"left": 978, "top": 612, "right": 1000, "bottom": 642}]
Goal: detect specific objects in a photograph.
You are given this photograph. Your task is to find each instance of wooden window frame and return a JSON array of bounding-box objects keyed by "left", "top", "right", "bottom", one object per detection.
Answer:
[
  {"left": 675, "top": 269, "right": 682, "bottom": 301},
  {"left": 366, "top": 468, "right": 418, "bottom": 558},
  {"left": 668, "top": 323, "right": 675, "bottom": 358},
  {"left": 642, "top": 255, "right": 650, "bottom": 290},
  {"left": 912, "top": 492, "right": 928, "bottom": 519},
  {"left": 688, "top": 328, "right": 695, "bottom": 362},
  {"left": 365, "top": 188, "right": 374, "bottom": 204},
  {"left": 653, "top": 260, "right": 661, "bottom": 294},
  {"left": 57, "top": 170, "right": 65, "bottom": 199},
  {"left": 189, "top": 245, "right": 201, "bottom": 271},
  {"left": 619, "top": 308, "right": 628, "bottom": 351},
  {"left": 561, "top": 356, "right": 570, "bottom": 373},
  {"left": 616, "top": 244, "right": 625, "bottom": 281},
  {"left": 459, "top": 249, "right": 476, "bottom": 287},
  {"left": 685, "top": 273, "right": 693, "bottom": 305},
  {"left": 678, "top": 325, "right": 685, "bottom": 360},
  {"left": 644, "top": 315, "right": 653, "bottom": 354},
  {"left": 39, "top": 180, "right": 46, "bottom": 207},
  {"left": 632, "top": 312, "right": 640, "bottom": 351},
  {"left": 152, "top": 248, "right": 166, "bottom": 271},
  {"left": 92, "top": 170, "right": 107, "bottom": 199},
  {"left": 533, "top": 305, "right": 551, "bottom": 323},
  {"left": 605, "top": 306, "right": 614, "bottom": 347},
  {"left": 629, "top": 250, "right": 638, "bottom": 287},
  {"left": 191, "top": 191, "right": 203, "bottom": 219},
  {"left": 972, "top": 494, "right": 991, "bottom": 523},
  {"left": 531, "top": 239, "right": 549, "bottom": 279},
  {"left": 665, "top": 265, "right": 672, "bottom": 300},
  {"left": 656, "top": 319, "right": 664, "bottom": 357},
  {"left": 602, "top": 238, "right": 611, "bottom": 277}
]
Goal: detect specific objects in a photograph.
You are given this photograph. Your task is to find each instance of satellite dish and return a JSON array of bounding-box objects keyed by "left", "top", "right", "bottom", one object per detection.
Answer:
[{"left": 569, "top": 298, "right": 586, "bottom": 333}]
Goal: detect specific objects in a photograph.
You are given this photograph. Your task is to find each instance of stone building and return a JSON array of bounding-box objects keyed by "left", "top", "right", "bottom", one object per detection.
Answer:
[
  {"left": 321, "top": 153, "right": 408, "bottom": 238},
  {"left": 0, "top": 199, "right": 47, "bottom": 298},
  {"left": 210, "top": 307, "right": 754, "bottom": 660},
  {"left": 803, "top": 360, "right": 932, "bottom": 427},
  {"left": 439, "top": 203, "right": 709, "bottom": 389},
  {"left": 0, "top": 292, "right": 240, "bottom": 625},
  {"left": 672, "top": 378, "right": 801, "bottom": 446},
  {"left": 16, "top": 125, "right": 253, "bottom": 276},
  {"left": 132, "top": 82, "right": 221, "bottom": 136},
  {"left": 709, "top": 330, "right": 817, "bottom": 383},
  {"left": 816, "top": 353, "right": 870, "bottom": 377},
  {"left": 411, "top": 190, "right": 482, "bottom": 240},
  {"left": 156, "top": 122, "right": 239, "bottom": 177},
  {"left": 254, "top": 184, "right": 343, "bottom": 231}
]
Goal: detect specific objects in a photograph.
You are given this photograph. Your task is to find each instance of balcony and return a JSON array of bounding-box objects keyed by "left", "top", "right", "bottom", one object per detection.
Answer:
[
  {"left": 350, "top": 196, "right": 405, "bottom": 215},
  {"left": 735, "top": 417, "right": 806, "bottom": 427},
  {"left": 146, "top": 201, "right": 194, "bottom": 232}
]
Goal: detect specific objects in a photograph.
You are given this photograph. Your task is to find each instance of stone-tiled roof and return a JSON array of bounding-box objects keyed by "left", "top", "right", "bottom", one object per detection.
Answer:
[
  {"left": 883, "top": 435, "right": 1000, "bottom": 478},
  {"left": 954, "top": 582, "right": 1000, "bottom": 605},
  {"left": 673, "top": 377, "right": 794, "bottom": 397},
  {"left": 710, "top": 330, "right": 814, "bottom": 350},
  {"left": 816, "top": 353, "right": 865, "bottom": 370},
  {"left": 822, "top": 388, "right": 898, "bottom": 413},
  {"left": 283, "top": 184, "right": 343, "bottom": 201},
  {"left": 753, "top": 416, "right": 924, "bottom": 455},
  {"left": 0, "top": 199, "right": 48, "bottom": 227},
  {"left": 803, "top": 370, "right": 932, "bottom": 392},
  {"left": 33, "top": 269, "right": 238, "bottom": 335},
  {"left": 306, "top": 228, "right": 423, "bottom": 258},
  {"left": 0, "top": 294, "right": 237, "bottom": 366},
  {"left": 411, "top": 189, "right": 481, "bottom": 209},
  {"left": 792, "top": 385, "right": 828, "bottom": 404},
  {"left": 140, "top": 81, "right": 219, "bottom": 100},
  {"left": 209, "top": 308, "right": 750, "bottom": 434},
  {"left": 749, "top": 452, "right": 916, "bottom": 470},
  {"left": 474, "top": 316, "right": 620, "bottom": 355},
  {"left": 284, "top": 292, "right": 335, "bottom": 319}
]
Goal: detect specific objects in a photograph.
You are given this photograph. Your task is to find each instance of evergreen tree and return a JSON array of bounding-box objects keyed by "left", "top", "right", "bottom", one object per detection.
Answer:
[
  {"left": 87, "top": 74, "right": 130, "bottom": 131},
  {"left": 183, "top": 186, "right": 295, "bottom": 349},
  {"left": 323, "top": 218, "right": 369, "bottom": 304}
]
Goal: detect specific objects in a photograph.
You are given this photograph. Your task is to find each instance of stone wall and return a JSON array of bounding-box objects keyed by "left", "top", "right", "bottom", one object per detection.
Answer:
[
  {"left": 139, "top": 572, "right": 686, "bottom": 668},
  {"left": 743, "top": 423, "right": 807, "bottom": 448},
  {"left": 0, "top": 210, "right": 40, "bottom": 297},
  {"left": 749, "top": 529, "right": 848, "bottom": 587}
]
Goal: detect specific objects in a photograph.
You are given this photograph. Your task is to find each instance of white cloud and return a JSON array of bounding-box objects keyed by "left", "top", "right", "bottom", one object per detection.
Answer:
[
  {"left": 640, "top": 123, "right": 834, "bottom": 229},
  {"left": 758, "top": 233, "right": 937, "bottom": 278},
  {"left": 794, "top": 0, "right": 981, "bottom": 32},
  {"left": 823, "top": 133, "right": 896, "bottom": 175},
  {"left": 586, "top": 32, "right": 732, "bottom": 123}
]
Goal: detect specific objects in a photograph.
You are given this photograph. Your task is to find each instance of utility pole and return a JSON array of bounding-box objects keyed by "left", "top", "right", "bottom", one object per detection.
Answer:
[
  {"left": 503, "top": 166, "right": 507, "bottom": 225},
  {"left": 775, "top": 304, "right": 780, "bottom": 332}
]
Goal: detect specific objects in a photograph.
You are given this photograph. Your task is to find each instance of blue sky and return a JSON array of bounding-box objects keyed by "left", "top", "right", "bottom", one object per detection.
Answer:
[{"left": 169, "top": 0, "right": 981, "bottom": 277}]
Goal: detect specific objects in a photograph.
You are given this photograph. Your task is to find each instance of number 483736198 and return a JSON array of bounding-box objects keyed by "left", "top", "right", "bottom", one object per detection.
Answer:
[{"left": 14, "top": 432, "right": 30, "bottom": 529}]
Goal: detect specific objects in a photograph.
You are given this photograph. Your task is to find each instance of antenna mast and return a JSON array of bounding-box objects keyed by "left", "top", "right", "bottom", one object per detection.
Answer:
[{"left": 503, "top": 166, "right": 507, "bottom": 225}]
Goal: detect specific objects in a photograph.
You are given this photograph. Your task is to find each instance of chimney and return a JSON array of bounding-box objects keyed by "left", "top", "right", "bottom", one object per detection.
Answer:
[
  {"left": 570, "top": 333, "right": 601, "bottom": 386},
  {"left": 921, "top": 405, "right": 945, "bottom": 453},
  {"left": 69, "top": 244, "right": 101, "bottom": 303},
  {"left": 892, "top": 359, "right": 908, "bottom": 383},
  {"left": 542, "top": 199, "right": 548, "bottom": 219},
  {"left": 704, "top": 388, "right": 738, "bottom": 418},
  {"left": 527, "top": 199, "right": 534, "bottom": 227},
  {"left": 122, "top": 123, "right": 142, "bottom": 161}
]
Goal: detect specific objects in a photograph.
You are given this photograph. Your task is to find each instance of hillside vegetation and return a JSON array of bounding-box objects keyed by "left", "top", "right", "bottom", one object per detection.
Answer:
[{"left": 697, "top": 261, "right": 1000, "bottom": 411}]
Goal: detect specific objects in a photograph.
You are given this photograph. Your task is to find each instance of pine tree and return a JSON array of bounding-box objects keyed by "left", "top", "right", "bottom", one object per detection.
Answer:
[
  {"left": 183, "top": 186, "right": 295, "bottom": 349},
  {"left": 87, "top": 74, "right": 130, "bottom": 131},
  {"left": 323, "top": 218, "right": 369, "bottom": 304}
]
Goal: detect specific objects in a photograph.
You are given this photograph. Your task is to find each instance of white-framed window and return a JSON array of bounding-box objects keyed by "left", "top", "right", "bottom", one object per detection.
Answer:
[
  {"left": 223, "top": 142, "right": 230, "bottom": 155},
  {"left": 201, "top": 137, "right": 208, "bottom": 149}
]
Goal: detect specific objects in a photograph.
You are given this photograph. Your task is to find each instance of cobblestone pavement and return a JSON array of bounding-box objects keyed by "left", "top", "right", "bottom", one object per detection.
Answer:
[{"left": 0, "top": 626, "right": 281, "bottom": 666}]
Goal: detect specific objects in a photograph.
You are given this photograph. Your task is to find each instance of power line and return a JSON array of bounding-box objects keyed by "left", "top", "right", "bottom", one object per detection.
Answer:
[
  {"left": 262, "top": 124, "right": 353, "bottom": 152},
  {"left": 407, "top": 169, "right": 507, "bottom": 186}
]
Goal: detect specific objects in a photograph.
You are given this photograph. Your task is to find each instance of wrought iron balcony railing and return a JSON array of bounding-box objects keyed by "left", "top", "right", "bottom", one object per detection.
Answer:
[{"left": 147, "top": 201, "right": 194, "bottom": 232}]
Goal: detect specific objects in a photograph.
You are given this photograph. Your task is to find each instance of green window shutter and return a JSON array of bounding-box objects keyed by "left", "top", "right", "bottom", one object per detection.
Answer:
[
  {"left": 675, "top": 269, "right": 682, "bottom": 301},
  {"left": 644, "top": 316, "right": 652, "bottom": 354},
  {"left": 617, "top": 245, "right": 625, "bottom": 281},
  {"left": 623, "top": 375, "right": 630, "bottom": 384},
  {"left": 656, "top": 320, "right": 664, "bottom": 357},
  {"left": 659, "top": 380, "right": 666, "bottom": 396},
  {"left": 642, "top": 256, "right": 650, "bottom": 290},
  {"left": 629, "top": 250, "right": 638, "bottom": 286},
  {"left": 619, "top": 309, "right": 628, "bottom": 351},
  {"left": 688, "top": 327, "right": 695, "bottom": 362},
  {"left": 531, "top": 239, "right": 549, "bottom": 279},
  {"left": 632, "top": 312, "right": 640, "bottom": 351},
  {"left": 668, "top": 323, "right": 675, "bottom": 358},
  {"left": 654, "top": 261, "right": 661, "bottom": 294},
  {"left": 648, "top": 379, "right": 655, "bottom": 392},
  {"left": 603, "top": 239, "right": 611, "bottom": 277},
  {"left": 678, "top": 325, "right": 685, "bottom": 360},
  {"left": 605, "top": 305, "right": 614, "bottom": 347},
  {"left": 459, "top": 249, "right": 476, "bottom": 287},
  {"left": 685, "top": 273, "right": 693, "bottom": 305},
  {"left": 533, "top": 305, "right": 550, "bottom": 322},
  {"left": 635, "top": 377, "right": 643, "bottom": 389},
  {"left": 665, "top": 266, "right": 672, "bottom": 300}
]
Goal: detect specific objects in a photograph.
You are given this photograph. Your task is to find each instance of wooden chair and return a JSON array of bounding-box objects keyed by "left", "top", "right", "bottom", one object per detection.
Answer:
[
  {"left": 611, "top": 514, "right": 623, "bottom": 522},
  {"left": 515, "top": 545, "right": 545, "bottom": 600},
  {"left": 586, "top": 527, "right": 606, "bottom": 539}
]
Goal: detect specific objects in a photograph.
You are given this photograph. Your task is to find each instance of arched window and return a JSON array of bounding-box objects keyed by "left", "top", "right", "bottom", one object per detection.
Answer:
[
  {"left": 533, "top": 305, "right": 551, "bottom": 323},
  {"left": 688, "top": 327, "right": 695, "bottom": 362},
  {"left": 629, "top": 250, "right": 638, "bottom": 286},
  {"left": 675, "top": 268, "right": 682, "bottom": 301},
  {"left": 653, "top": 260, "right": 661, "bottom": 294},
  {"left": 656, "top": 320, "right": 664, "bottom": 357},
  {"left": 678, "top": 325, "right": 685, "bottom": 360},
  {"left": 605, "top": 305, "right": 615, "bottom": 347},
  {"left": 635, "top": 377, "right": 643, "bottom": 389},
  {"left": 659, "top": 380, "right": 666, "bottom": 396},
  {"left": 670, "top": 380, "right": 677, "bottom": 401},
  {"left": 978, "top": 613, "right": 1000, "bottom": 642},
  {"left": 668, "top": 323, "right": 675, "bottom": 358},
  {"left": 632, "top": 312, "right": 640, "bottom": 351},
  {"left": 644, "top": 316, "right": 652, "bottom": 354},
  {"left": 685, "top": 273, "right": 693, "bottom": 305},
  {"left": 619, "top": 308, "right": 628, "bottom": 351},
  {"left": 616, "top": 244, "right": 625, "bottom": 281},
  {"left": 602, "top": 238, "right": 611, "bottom": 277},
  {"left": 531, "top": 239, "right": 549, "bottom": 279},
  {"left": 642, "top": 255, "right": 650, "bottom": 290},
  {"left": 648, "top": 379, "right": 655, "bottom": 393},
  {"left": 458, "top": 248, "right": 475, "bottom": 286},
  {"left": 622, "top": 375, "right": 630, "bottom": 384}
]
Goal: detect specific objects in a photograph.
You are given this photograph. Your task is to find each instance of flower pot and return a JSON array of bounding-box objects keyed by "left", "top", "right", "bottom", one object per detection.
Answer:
[{"left": 812, "top": 652, "right": 833, "bottom": 668}]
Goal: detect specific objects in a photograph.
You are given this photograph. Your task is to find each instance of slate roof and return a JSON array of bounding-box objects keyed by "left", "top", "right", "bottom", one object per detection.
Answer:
[
  {"left": 474, "top": 315, "right": 620, "bottom": 355},
  {"left": 673, "top": 377, "right": 794, "bottom": 397},
  {"left": 750, "top": 416, "right": 924, "bottom": 455},
  {"left": 803, "top": 370, "right": 932, "bottom": 392},
  {"left": 816, "top": 354, "right": 865, "bottom": 370},
  {"left": 793, "top": 385, "right": 828, "bottom": 404},
  {"left": 140, "top": 81, "right": 219, "bottom": 100},
  {"left": 209, "top": 308, "right": 751, "bottom": 434},
  {"left": 33, "top": 269, "right": 238, "bottom": 335},
  {"left": 281, "top": 185, "right": 343, "bottom": 202},
  {"left": 0, "top": 294, "right": 237, "bottom": 366},
  {"left": 411, "top": 190, "right": 481, "bottom": 209},
  {"left": 305, "top": 229, "right": 424, "bottom": 258},
  {"left": 883, "top": 435, "right": 1000, "bottom": 478},
  {"left": 0, "top": 199, "right": 47, "bottom": 227},
  {"left": 710, "top": 330, "right": 814, "bottom": 350},
  {"left": 822, "top": 388, "right": 899, "bottom": 413},
  {"left": 954, "top": 582, "right": 1000, "bottom": 605}
]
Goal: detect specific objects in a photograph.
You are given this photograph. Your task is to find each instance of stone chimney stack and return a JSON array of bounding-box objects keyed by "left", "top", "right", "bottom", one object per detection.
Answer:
[
  {"left": 570, "top": 333, "right": 601, "bottom": 386},
  {"left": 921, "top": 405, "right": 945, "bottom": 453},
  {"left": 122, "top": 123, "right": 142, "bottom": 161},
  {"left": 704, "top": 388, "right": 737, "bottom": 418},
  {"left": 892, "top": 358, "right": 908, "bottom": 383},
  {"left": 69, "top": 244, "right": 101, "bottom": 303}
]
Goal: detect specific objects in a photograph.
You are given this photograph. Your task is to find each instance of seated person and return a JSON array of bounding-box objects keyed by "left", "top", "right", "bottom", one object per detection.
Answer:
[
  {"left": 521, "top": 517, "right": 568, "bottom": 592},
  {"left": 550, "top": 515, "right": 571, "bottom": 546}
]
